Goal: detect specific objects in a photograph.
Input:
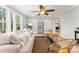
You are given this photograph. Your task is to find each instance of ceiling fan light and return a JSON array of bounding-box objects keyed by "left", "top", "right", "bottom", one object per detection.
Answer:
[
  {"left": 40, "top": 11, "right": 45, "bottom": 14},
  {"left": 40, "top": 8, "right": 46, "bottom": 14}
]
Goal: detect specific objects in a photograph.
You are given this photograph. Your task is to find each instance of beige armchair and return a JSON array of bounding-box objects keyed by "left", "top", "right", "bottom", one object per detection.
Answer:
[{"left": 48, "top": 39, "right": 77, "bottom": 53}]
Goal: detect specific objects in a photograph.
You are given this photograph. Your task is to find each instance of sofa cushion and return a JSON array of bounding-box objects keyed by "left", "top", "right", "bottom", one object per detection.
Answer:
[
  {"left": 0, "top": 33, "right": 10, "bottom": 46},
  {"left": 15, "top": 30, "right": 32, "bottom": 37},
  {"left": 20, "top": 35, "right": 35, "bottom": 53},
  {"left": 9, "top": 34, "right": 22, "bottom": 45},
  {"left": 9, "top": 32, "right": 29, "bottom": 46},
  {"left": 18, "top": 33, "right": 28, "bottom": 45}
]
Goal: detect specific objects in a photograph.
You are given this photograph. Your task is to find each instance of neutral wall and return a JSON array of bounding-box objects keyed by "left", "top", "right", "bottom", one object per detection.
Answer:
[
  {"left": 26, "top": 18, "right": 54, "bottom": 33},
  {"left": 60, "top": 6, "right": 79, "bottom": 39}
]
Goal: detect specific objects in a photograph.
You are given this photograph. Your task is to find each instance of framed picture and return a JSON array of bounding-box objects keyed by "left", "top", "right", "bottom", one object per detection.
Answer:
[{"left": 38, "top": 22, "right": 44, "bottom": 34}]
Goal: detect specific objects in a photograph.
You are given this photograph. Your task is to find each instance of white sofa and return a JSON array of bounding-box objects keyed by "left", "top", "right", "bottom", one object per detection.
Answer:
[{"left": 0, "top": 30, "right": 35, "bottom": 53}]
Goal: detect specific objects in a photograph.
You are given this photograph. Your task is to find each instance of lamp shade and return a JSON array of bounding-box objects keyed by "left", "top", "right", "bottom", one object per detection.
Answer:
[{"left": 28, "top": 23, "right": 32, "bottom": 26}]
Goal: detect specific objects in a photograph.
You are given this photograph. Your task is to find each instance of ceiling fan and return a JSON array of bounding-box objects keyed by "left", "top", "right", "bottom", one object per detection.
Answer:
[{"left": 32, "top": 5, "right": 55, "bottom": 16}]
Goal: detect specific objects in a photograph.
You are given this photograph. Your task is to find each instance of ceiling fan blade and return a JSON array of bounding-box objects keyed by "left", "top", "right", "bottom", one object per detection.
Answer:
[
  {"left": 37, "top": 13, "right": 41, "bottom": 16},
  {"left": 45, "top": 13, "right": 49, "bottom": 15},
  {"left": 39, "top": 5, "right": 44, "bottom": 9},
  {"left": 46, "top": 9, "right": 55, "bottom": 12}
]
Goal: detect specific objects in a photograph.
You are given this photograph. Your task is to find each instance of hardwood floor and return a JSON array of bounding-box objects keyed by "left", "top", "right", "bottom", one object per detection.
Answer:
[{"left": 32, "top": 35, "right": 50, "bottom": 53}]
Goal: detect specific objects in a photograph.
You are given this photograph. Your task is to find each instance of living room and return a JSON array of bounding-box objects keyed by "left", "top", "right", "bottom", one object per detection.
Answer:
[{"left": 0, "top": 5, "right": 79, "bottom": 53}]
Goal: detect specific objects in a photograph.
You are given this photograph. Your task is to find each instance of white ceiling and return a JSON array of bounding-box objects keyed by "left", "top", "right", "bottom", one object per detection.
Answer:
[{"left": 7, "top": 5, "right": 76, "bottom": 18}]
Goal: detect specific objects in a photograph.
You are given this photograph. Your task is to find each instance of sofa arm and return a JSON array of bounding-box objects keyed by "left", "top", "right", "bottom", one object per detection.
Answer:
[{"left": 0, "top": 44, "right": 21, "bottom": 53}]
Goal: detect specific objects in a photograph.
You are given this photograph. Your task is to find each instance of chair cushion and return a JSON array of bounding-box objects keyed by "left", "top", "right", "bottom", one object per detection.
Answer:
[
  {"left": 70, "top": 45, "right": 79, "bottom": 53},
  {"left": 49, "top": 32, "right": 64, "bottom": 42},
  {"left": 57, "top": 39, "right": 73, "bottom": 46},
  {"left": 49, "top": 43, "right": 61, "bottom": 52},
  {"left": 58, "top": 47, "right": 69, "bottom": 53}
]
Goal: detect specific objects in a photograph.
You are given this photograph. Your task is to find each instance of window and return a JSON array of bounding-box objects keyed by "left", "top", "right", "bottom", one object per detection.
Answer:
[
  {"left": 10, "top": 12, "right": 13, "bottom": 32},
  {"left": 0, "top": 7, "right": 6, "bottom": 33},
  {"left": 15, "top": 15, "right": 21, "bottom": 30},
  {"left": 0, "top": 6, "right": 22, "bottom": 32}
]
